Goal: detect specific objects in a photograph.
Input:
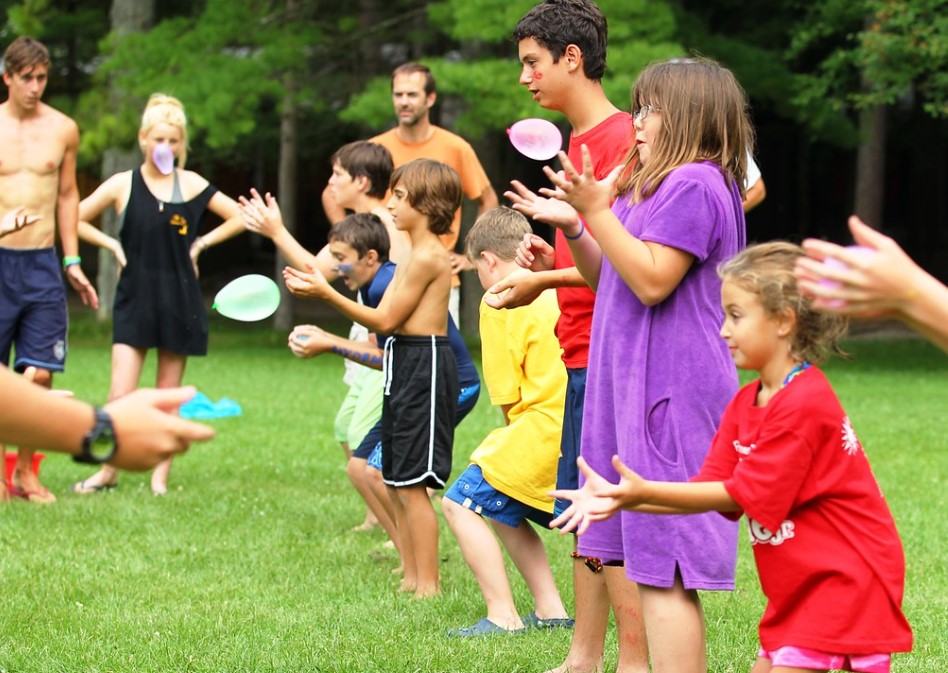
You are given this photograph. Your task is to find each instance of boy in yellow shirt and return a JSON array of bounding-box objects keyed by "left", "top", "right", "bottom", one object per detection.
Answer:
[{"left": 443, "top": 207, "right": 572, "bottom": 636}]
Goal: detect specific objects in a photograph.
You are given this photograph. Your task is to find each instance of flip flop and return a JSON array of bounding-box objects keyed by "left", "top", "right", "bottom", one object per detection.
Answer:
[
  {"left": 72, "top": 478, "right": 118, "bottom": 495},
  {"left": 9, "top": 482, "right": 57, "bottom": 504},
  {"left": 521, "top": 612, "right": 575, "bottom": 630}
]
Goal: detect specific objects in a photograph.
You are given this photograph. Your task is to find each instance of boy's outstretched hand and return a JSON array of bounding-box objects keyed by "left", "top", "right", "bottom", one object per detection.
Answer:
[
  {"left": 238, "top": 188, "right": 285, "bottom": 240},
  {"left": 549, "top": 455, "right": 646, "bottom": 535},
  {"left": 288, "top": 324, "right": 334, "bottom": 358},
  {"left": 283, "top": 265, "right": 331, "bottom": 300},
  {"left": 505, "top": 179, "right": 580, "bottom": 231}
]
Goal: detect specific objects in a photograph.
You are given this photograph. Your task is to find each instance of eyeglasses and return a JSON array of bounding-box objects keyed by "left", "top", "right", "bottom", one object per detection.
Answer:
[{"left": 633, "top": 104, "right": 660, "bottom": 122}]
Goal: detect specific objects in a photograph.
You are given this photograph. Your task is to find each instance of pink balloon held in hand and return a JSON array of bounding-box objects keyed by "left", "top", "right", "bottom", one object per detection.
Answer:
[
  {"left": 152, "top": 143, "right": 175, "bottom": 175},
  {"left": 507, "top": 118, "right": 563, "bottom": 161},
  {"left": 819, "top": 245, "right": 876, "bottom": 307},
  {"left": 820, "top": 245, "right": 877, "bottom": 288}
]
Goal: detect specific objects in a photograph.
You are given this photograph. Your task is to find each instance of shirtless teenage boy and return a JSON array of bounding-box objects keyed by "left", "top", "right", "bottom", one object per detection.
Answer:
[
  {"left": 285, "top": 158, "right": 461, "bottom": 598},
  {"left": 0, "top": 36, "right": 98, "bottom": 503}
]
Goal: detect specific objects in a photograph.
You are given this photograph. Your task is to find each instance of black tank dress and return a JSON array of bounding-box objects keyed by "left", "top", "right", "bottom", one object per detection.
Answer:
[{"left": 113, "top": 168, "right": 218, "bottom": 355}]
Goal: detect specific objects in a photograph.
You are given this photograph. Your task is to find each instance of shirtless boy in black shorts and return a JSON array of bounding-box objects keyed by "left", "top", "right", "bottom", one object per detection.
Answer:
[{"left": 284, "top": 158, "right": 461, "bottom": 599}]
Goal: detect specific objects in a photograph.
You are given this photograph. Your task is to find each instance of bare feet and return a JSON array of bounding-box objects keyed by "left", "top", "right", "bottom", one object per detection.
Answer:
[
  {"left": 413, "top": 585, "right": 441, "bottom": 600},
  {"left": 350, "top": 519, "right": 380, "bottom": 532},
  {"left": 542, "top": 660, "right": 604, "bottom": 673},
  {"left": 11, "top": 467, "right": 56, "bottom": 504}
]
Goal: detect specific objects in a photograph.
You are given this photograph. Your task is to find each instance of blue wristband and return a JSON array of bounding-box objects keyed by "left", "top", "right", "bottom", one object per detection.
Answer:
[{"left": 564, "top": 222, "right": 585, "bottom": 240}]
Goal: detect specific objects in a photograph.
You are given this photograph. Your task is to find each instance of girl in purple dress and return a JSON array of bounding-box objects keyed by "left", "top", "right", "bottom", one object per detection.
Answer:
[{"left": 544, "top": 58, "right": 750, "bottom": 672}]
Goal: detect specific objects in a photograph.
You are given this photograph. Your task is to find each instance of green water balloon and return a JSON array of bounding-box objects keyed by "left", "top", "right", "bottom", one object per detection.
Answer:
[{"left": 212, "top": 274, "right": 281, "bottom": 321}]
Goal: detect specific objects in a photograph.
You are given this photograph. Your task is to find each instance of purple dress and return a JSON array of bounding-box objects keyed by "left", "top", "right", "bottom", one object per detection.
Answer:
[{"left": 577, "top": 161, "right": 744, "bottom": 590}]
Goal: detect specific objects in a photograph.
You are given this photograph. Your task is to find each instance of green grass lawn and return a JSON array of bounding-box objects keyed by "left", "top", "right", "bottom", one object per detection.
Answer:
[{"left": 0, "top": 318, "right": 945, "bottom": 672}]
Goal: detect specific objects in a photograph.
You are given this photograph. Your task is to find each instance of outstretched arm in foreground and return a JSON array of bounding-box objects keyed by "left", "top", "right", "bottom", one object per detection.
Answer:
[
  {"left": 550, "top": 456, "right": 739, "bottom": 535},
  {"left": 2, "top": 367, "right": 214, "bottom": 471},
  {"left": 796, "top": 215, "right": 948, "bottom": 352}
]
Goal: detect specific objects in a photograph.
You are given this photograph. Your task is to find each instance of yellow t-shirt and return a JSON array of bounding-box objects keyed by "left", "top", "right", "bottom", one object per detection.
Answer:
[{"left": 471, "top": 272, "right": 566, "bottom": 512}]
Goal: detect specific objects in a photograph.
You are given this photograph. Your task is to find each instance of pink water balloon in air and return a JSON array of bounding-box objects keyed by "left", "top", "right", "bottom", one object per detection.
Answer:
[
  {"left": 152, "top": 143, "right": 175, "bottom": 175},
  {"left": 507, "top": 118, "right": 563, "bottom": 161}
]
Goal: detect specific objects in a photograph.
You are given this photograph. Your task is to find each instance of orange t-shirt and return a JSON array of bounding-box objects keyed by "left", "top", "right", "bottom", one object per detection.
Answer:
[{"left": 371, "top": 126, "right": 492, "bottom": 256}]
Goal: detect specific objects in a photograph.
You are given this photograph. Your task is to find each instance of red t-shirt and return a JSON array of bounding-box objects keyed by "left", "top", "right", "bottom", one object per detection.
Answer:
[
  {"left": 695, "top": 367, "right": 912, "bottom": 654},
  {"left": 555, "top": 112, "right": 634, "bottom": 368}
]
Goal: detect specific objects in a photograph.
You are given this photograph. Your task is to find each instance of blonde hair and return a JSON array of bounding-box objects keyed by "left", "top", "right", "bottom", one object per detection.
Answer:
[
  {"left": 139, "top": 93, "right": 189, "bottom": 168},
  {"left": 465, "top": 207, "right": 531, "bottom": 262},
  {"left": 719, "top": 242, "right": 848, "bottom": 364},
  {"left": 617, "top": 57, "right": 753, "bottom": 204}
]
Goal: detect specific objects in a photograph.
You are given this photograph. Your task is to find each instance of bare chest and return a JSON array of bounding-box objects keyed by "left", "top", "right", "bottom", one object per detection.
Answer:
[{"left": 0, "top": 121, "right": 64, "bottom": 177}]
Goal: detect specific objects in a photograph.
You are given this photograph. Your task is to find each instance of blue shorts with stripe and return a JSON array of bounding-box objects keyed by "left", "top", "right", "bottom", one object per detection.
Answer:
[{"left": 0, "top": 247, "right": 68, "bottom": 372}]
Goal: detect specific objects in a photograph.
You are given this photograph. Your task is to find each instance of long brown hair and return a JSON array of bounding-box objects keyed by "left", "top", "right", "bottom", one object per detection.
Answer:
[{"left": 616, "top": 57, "right": 754, "bottom": 203}]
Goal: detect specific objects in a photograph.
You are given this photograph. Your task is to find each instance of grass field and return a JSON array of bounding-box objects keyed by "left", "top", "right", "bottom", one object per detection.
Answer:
[{"left": 0, "top": 317, "right": 944, "bottom": 672}]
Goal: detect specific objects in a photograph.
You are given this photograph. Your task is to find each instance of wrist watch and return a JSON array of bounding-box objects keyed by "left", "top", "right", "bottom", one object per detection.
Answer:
[{"left": 74, "top": 407, "right": 118, "bottom": 464}]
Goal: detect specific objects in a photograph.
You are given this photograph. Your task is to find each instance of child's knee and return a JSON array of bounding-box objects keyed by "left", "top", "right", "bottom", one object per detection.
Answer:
[{"left": 347, "top": 457, "right": 367, "bottom": 481}]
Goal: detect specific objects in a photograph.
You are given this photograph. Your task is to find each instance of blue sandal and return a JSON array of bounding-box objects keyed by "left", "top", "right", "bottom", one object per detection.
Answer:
[{"left": 447, "top": 618, "right": 523, "bottom": 638}]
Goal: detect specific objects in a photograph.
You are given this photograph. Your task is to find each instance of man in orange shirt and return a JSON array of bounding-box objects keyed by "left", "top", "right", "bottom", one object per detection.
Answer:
[{"left": 323, "top": 63, "right": 498, "bottom": 327}]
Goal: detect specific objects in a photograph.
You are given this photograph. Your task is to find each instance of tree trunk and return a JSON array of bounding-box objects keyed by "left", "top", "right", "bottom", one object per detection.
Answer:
[
  {"left": 97, "top": 0, "right": 154, "bottom": 320},
  {"left": 853, "top": 103, "right": 886, "bottom": 228},
  {"left": 272, "top": 0, "right": 301, "bottom": 331}
]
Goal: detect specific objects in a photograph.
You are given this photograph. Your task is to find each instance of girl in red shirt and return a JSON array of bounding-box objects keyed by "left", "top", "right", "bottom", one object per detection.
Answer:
[{"left": 552, "top": 242, "right": 912, "bottom": 673}]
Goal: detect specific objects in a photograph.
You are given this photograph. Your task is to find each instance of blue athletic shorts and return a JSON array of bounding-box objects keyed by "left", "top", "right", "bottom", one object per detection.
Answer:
[
  {"left": 444, "top": 464, "right": 554, "bottom": 529},
  {"left": 365, "top": 382, "right": 480, "bottom": 470},
  {"left": 554, "top": 367, "right": 586, "bottom": 519},
  {"left": 352, "top": 421, "right": 383, "bottom": 461},
  {"left": 0, "top": 247, "right": 68, "bottom": 372}
]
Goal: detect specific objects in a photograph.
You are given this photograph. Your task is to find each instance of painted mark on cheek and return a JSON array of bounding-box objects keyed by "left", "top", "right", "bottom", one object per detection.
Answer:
[
  {"left": 533, "top": 72, "right": 543, "bottom": 80},
  {"left": 335, "top": 263, "right": 354, "bottom": 274}
]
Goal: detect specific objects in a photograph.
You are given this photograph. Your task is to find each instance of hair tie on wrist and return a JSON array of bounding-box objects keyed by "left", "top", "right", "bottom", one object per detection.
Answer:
[{"left": 564, "top": 222, "right": 585, "bottom": 241}]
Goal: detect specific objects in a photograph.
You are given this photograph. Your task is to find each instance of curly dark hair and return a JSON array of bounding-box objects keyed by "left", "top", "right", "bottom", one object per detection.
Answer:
[{"left": 513, "top": 0, "right": 608, "bottom": 81}]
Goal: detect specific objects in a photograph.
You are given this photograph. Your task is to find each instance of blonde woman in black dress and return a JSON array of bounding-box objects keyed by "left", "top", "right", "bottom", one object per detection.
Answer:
[{"left": 73, "top": 94, "right": 243, "bottom": 495}]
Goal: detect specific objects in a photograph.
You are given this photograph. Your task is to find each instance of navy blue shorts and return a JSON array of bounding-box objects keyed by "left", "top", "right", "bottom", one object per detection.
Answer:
[
  {"left": 352, "top": 421, "right": 383, "bottom": 461},
  {"left": 554, "top": 367, "right": 586, "bottom": 518},
  {"left": 365, "top": 382, "right": 480, "bottom": 469},
  {"left": 0, "top": 247, "right": 68, "bottom": 372},
  {"left": 444, "top": 464, "right": 554, "bottom": 528}
]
